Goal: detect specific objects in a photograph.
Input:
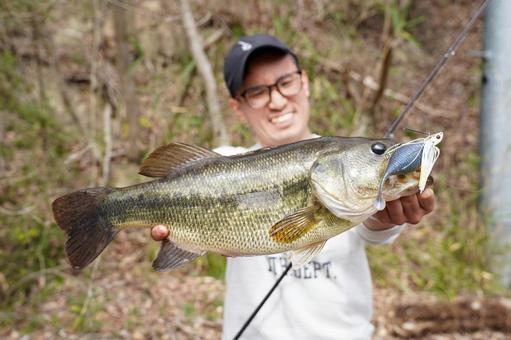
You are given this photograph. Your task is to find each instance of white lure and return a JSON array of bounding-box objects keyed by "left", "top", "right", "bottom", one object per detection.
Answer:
[{"left": 419, "top": 132, "right": 443, "bottom": 192}]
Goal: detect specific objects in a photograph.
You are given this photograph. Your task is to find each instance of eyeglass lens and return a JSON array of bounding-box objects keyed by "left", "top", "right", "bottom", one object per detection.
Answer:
[{"left": 243, "top": 72, "right": 302, "bottom": 108}]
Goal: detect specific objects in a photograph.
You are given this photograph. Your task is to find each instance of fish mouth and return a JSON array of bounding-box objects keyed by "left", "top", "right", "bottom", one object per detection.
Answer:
[{"left": 384, "top": 172, "right": 434, "bottom": 199}]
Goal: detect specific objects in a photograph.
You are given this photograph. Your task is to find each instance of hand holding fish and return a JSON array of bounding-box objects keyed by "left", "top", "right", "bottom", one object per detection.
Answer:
[
  {"left": 362, "top": 187, "right": 435, "bottom": 230},
  {"left": 151, "top": 224, "right": 169, "bottom": 241}
]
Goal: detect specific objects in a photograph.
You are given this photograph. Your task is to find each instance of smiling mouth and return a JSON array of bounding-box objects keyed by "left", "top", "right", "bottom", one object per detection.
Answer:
[{"left": 270, "top": 112, "right": 293, "bottom": 124}]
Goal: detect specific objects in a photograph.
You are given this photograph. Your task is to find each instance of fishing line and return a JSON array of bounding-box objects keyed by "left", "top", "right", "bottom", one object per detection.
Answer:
[
  {"left": 385, "top": 0, "right": 490, "bottom": 138},
  {"left": 234, "top": 1, "right": 490, "bottom": 338},
  {"left": 403, "top": 128, "right": 430, "bottom": 136}
]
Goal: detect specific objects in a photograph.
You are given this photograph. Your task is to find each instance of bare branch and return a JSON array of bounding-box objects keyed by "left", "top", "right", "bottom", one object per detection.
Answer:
[
  {"left": 0, "top": 205, "right": 35, "bottom": 216},
  {"left": 204, "top": 28, "right": 225, "bottom": 48},
  {"left": 101, "top": 104, "right": 113, "bottom": 186},
  {"left": 178, "top": 29, "right": 224, "bottom": 106},
  {"left": 106, "top": 0, "right": 181, "bottom": 22},
  {"left": 179, "top": 0, "right": 230, "bottom": 147},
  {"left": 360, "top": 74, "right": 451, "bottom": 118},
  {"left": 89, "top": 0, "right": 102, "bottom": 161},
  {"left": 368, "top": 2, "right": 394, "bottom": 114},
  {"left": 303, "top": 51, "right": 451, "bottom": 119}
]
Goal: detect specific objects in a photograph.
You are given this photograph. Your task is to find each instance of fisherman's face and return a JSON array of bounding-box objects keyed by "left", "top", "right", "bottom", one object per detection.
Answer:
[{"left": 229, "top": 52, "right": 312, "bottom": 147}]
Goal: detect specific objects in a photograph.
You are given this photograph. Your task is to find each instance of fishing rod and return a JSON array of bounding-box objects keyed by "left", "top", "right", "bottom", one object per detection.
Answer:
[
  {"left": 385, "top": 0, "right": 490, "bottom": 138},
  {"left": 234, "top": 1, "right": 490, "bottom": 338},
  {"left": 233, "top": 263, "right": 292, "bottom": 340}
]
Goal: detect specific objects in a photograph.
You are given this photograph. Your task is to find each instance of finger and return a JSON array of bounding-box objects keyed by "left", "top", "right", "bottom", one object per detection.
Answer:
[
  {"left": 400, "top": 195, "right": 422, "bottom": 224},
  {"left": 418, "top": 188, "right": 436, "bottom": 213},
  {"left": 372, "top": 208, "right": 391, "bottom": 224},
  {"left": 151, "top": 225, "right": 169, "bottom": 241},
  {"left": 386, "top": 199, "right": 406, "bottom": 225}
]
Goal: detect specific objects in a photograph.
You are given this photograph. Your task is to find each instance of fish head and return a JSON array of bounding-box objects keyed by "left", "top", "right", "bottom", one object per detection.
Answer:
[{"left": 310, "top": 138, "right": 426, "bottom": 222}]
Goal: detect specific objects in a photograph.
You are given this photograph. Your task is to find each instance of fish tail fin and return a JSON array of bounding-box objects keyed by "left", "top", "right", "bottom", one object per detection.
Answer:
[{"left": 52, "top": 187, "right": 117, "bottom": 270}]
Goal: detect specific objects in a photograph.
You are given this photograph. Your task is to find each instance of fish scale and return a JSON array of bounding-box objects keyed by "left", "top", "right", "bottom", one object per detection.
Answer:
[
  {"left": 52, "top": 136, "right": 432, "bottom": 271},
  {"left": 101, "top": 139, "right": 349, "bottom": 255}
]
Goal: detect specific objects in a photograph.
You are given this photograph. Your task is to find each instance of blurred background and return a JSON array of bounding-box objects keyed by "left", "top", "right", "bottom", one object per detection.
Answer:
[{"left": 1, "top": 0, "right": 510, "bottom": 339}]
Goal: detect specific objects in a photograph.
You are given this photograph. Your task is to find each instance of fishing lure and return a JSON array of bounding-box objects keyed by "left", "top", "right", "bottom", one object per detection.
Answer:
[{"left": 374, "top": 132, "right": 443, "bottom": 210}]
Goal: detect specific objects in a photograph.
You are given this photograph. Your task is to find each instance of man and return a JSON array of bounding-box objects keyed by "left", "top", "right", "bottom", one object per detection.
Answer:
[{"left": 151, "top": 34, "right": 435, "bottom": 339}]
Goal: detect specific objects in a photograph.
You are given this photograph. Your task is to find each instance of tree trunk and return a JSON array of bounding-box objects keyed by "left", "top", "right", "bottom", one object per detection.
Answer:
[
  {"left": 179, "top": 0, "right": 230, "bottom": 147},
  {"left": 112, "top": 3, "right": 141, "bottom": 159}
]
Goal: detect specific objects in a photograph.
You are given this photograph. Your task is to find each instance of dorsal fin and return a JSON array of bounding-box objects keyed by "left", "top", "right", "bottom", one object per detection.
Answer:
[{"left": 139, "top": 142, "right": 220, "bottom": 178}]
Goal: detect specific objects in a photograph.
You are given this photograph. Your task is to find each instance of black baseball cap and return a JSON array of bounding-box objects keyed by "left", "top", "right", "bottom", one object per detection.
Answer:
[{"left": 223, "top": 34, "right": 299, "bottom": 97}]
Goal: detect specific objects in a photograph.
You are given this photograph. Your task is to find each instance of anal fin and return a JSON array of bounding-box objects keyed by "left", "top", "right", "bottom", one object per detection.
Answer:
[
  {"left": 290, "top": 241, "right": 326, "bottom": 269},
  {"left": 152, "top": 239, "right": 203, "bottom": 272}
]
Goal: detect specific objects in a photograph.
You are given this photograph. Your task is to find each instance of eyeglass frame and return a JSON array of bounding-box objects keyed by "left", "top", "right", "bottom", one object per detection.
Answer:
[{"left": 235, "top": 70, "right": 303, "bottom": 109}]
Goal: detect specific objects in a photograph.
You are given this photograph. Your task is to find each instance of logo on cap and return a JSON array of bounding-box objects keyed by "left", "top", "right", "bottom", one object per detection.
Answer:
[{"left": 238, "top": 41, "right": 252, "bottom": 51}]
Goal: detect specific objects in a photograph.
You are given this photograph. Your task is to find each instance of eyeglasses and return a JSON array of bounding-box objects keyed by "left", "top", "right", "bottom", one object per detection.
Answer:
[{"left": 237, "top": 70, "right": 303, "bottom": 109}]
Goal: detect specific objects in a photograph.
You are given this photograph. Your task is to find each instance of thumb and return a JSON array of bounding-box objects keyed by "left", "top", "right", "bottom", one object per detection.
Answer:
[{"left": 151, "top": 225, "right": 169, "bottom": 241}]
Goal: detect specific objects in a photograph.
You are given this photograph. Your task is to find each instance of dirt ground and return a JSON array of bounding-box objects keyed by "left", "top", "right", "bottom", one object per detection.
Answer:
[
  {"left": 2, "top": 1, "right": 510, "bottom": 339},
  {"left": 3, "top": 231, "right": 510, "bottom": 340},
  {"left": 373, "top": 289, "right": 511, "bottom": 340}
]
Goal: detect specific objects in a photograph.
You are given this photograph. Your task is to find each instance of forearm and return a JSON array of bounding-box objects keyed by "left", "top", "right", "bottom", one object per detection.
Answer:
[{"left": 355, "top": 223, "right": 404, "bottom": 245}]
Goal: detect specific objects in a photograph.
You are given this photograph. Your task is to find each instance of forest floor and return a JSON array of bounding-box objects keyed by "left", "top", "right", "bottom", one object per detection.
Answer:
[
  {"left": 3, "top": 229, "right": 510, "bottom": 340},
  {"left": 2, "top": 1, "right": 511, "bottom": 339}
]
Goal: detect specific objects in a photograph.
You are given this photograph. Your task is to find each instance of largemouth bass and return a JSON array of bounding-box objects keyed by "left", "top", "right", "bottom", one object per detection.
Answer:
[{"left": 52, "top": 135, "right": 440, "bottom": 271}]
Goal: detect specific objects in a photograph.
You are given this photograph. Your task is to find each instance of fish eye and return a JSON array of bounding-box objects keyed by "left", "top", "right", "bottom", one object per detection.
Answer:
[{"left": 371, "top": 142, "right": 386, "bottom": 155}]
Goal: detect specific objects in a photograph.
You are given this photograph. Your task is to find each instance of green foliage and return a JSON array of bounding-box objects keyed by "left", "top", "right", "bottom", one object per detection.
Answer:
[
  {"left": 388, "top": 1, "right": 424, "bottom": 47},
  {"left": 193, "top": 253, "right": 227, "bottom": 279},
  {"left": 310, "top": 76, "right": 356, "bottom": 135},
  {"left": 0, "top": 45, "right": 73, "bottom": 318},
  {"left": 230, "top": 23, "right": 246, "bottom": 40},
  {"left": 69, "top": 293, "right": 104, "bottom": 332},
  {"left": 0, "top": 51, "right": 23, "bottom": 112},
  {"left": 0, "top": 1, "right": 50, "bottom": 32},
  {"left": 205, "top": 254, "right": 226, "bottom": 279},
  {"left": 128, "top": 35, "right": 145, "bottom": 73},
  {"left": 0, "top": 0, "right": 502, "bottom": 336},
  {"left": 369, "top": 158, "right": 503, "bottom": 299},
  {"left": 183, "top": 302, "right": 196, "bottom": 319},
  {"left": 368, "top": 208, "right": 501, "bottom": 298},
  {"left": 0, "top": 158, "right": 69, "bottom": 309}
]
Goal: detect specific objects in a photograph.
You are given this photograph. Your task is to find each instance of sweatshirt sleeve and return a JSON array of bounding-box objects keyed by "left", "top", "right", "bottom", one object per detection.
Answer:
[
  {"left": 354, "top": 223, "right": 405, "bottom": 245},
  {"left": 213, "top": 145, "right": 249, "bottom": 156}
]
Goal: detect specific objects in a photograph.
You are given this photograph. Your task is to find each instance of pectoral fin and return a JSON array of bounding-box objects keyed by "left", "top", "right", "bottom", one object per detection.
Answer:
[
  {"left": 289, "top": 241, "right": 326, "bottom": 269},
  {"left": 152, "top": 239, "right": 204, "bottom": 272},
  {"left": 269, "top": 205, "right": 320, "bottom": 244}
]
